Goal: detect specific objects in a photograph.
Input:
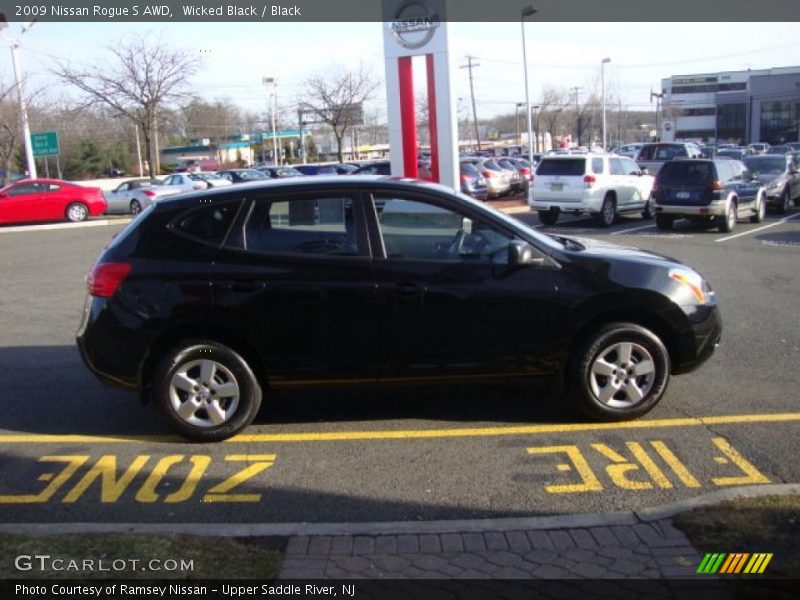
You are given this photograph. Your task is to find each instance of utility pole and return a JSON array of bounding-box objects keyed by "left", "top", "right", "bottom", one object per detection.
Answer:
[
  {"left": 570, "top": 86, "right": 583, "bottom": 146},
  {"left": 650, "top": 90, "right": 665, "bottom": 142},
  {"left": 460, "top": 55, "right": 481, "bottom": 151}
]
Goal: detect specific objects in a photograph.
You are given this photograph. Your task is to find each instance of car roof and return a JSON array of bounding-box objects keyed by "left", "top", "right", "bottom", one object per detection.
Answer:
[{"left": 151, "top": 175, "right": 450, "bottom": 208}]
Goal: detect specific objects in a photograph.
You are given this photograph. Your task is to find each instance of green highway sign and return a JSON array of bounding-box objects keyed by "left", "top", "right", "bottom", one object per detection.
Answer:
[{"left": 31, "top": 131, "right": 60, "bottom": 158}]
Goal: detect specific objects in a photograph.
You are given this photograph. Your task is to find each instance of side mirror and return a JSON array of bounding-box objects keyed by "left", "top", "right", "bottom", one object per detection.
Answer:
[
  {"left": 640, "top": 167, "right": 649, "bottom": 175},
  {"left": 507, "top": 240, "right": 545, "bottom": 267}
]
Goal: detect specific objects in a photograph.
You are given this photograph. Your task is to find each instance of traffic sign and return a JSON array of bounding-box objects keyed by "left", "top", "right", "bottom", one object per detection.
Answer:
[{"left": 30, "top": 131, "right": 60, "bottom": 158}]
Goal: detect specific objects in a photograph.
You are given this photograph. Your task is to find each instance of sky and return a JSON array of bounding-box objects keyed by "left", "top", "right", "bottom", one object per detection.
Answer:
[{"left": 3, "top": 21, "right": 800, "bottom": 127}]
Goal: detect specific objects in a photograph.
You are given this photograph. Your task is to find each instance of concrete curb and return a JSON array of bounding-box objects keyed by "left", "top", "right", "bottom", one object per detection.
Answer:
[
  {"left": 1, "top": 483, "right": 796, "bottom": 538},
  {"left": 0, "top": 218, "right": 132, "bottom": 234}
]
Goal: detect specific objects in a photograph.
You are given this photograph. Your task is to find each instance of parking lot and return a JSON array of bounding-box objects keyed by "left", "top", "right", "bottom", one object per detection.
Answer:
[{"left": 0, "top": 205, "right": 798, "bottom": 525}]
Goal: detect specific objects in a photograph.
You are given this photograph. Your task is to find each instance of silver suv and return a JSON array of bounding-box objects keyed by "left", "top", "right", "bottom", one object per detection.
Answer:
[{"left": 529, "top": 154, "right": 655, "bottom": 226}]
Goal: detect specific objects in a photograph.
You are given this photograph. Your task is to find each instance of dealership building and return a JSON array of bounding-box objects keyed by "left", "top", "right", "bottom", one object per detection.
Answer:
[{"left": 660, "top": 66, "right": 800, "bottom": 145}]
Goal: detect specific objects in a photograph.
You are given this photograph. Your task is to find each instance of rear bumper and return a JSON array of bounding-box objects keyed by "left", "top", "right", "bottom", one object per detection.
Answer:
[{"left": 653, "top": 200, "right": 727, "bottom": 217}]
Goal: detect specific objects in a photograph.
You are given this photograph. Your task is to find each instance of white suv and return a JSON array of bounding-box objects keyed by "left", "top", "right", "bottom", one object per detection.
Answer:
[{"left": 529, "top": 154, "right": 655, "bottom": 226}]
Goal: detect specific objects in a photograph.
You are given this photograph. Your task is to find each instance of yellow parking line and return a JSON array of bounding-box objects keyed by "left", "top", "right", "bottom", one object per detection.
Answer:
[{"left": 0, "top": 413, "right": 798, "bottom": 445}]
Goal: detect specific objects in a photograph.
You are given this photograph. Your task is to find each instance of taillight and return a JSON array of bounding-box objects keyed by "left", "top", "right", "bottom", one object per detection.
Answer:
[
  {"left": 143, "top": 190, "right": 156, "bottom": 197},
  {"left": 460, "top": 174, "right": 470, "bottom": 182},
  {"left": 87, "top": 262, "right": 132, "bottom": 298},
  {"left": 519, "top": 168, "right": 530, "bottom": 176},
  {"left": 583, "top": 175, "right": 596, "bottom": 188},
  {"left": 709, "top": 180, "right": 723, "bottom": 191},
  {"left": 484, "top": 170, "right": 494, "bottom": 178}
]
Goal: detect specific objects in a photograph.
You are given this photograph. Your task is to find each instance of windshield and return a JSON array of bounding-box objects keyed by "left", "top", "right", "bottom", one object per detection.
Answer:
[{"left": 743, "top": 156, "right": 785, "bottom": 174}]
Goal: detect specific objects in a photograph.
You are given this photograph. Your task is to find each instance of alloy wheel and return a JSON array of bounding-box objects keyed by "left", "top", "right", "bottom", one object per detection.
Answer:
[{"left": 588, "top": 342, "right": 656, "bottom": 408}]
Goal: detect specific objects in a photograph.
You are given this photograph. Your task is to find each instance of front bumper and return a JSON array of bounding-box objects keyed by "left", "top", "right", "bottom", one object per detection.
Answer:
[{"left": 673, "top": 303, "right": 723, "bottom": 375}]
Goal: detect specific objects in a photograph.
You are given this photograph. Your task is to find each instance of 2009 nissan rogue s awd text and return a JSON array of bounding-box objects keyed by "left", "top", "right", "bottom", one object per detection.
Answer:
[{"left": 77, "top": 177, "right": 722, "bottom": 441}]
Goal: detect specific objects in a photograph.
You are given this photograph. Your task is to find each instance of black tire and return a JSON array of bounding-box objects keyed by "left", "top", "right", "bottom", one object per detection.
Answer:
[
  {"left": 777, "top": 188, "right": 790, "bottom": 215},
  {"left": 66, "top": 202, "right": 89, "bottom": 223},
  {"left": 641, "top": 200, "right": 653, "bottom": 220},
  {"left": 566, "top": 322, "right": 671, "bottom": 422},
  {"left": 130, "top": 200, "right": 142, "bottom": 215},
  {"left": 595, "top": 194, "right": 616, "bottom": 227},
  {"left": 153, "top": 340, "right": 262, "bottom": 442},
  {"left": 717, "top": 200, "right": 737, "bottom": 233},
  {"left": 655, "top": 214, "right": 674, "bottom": 230},
  {"left": 750, "top": 193, "right": 766, "bottom": 224},
  {"left": 538, "top": 209, "right": 559, "bottom": 226}
]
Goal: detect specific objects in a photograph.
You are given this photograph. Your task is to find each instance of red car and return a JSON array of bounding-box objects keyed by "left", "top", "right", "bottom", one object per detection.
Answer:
[{"left": 0, "top": 179, "right": 107, "bottom": 225}]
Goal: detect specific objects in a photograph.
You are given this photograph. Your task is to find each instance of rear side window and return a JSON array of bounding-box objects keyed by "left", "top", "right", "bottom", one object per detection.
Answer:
[
  {"left": 591, "top": 158, "right": 604, "bottom": 174},
  {"left": 242, "top": 196, "right": 360, "bottom": 256},
  {"left": 657, "top": 162, "right": 715, "bottom": 186},
  {"left": 609, "top": 158, "right": 627, "bottom": 176},
  {"left": 173, "top": 201, "right": 241, "bottom": 247},
  {"left": 536, "top": 159, "right": 586, "bottom": 176}
]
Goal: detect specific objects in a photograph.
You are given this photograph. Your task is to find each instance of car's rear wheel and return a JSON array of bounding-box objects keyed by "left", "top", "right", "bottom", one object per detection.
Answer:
[
  {"left": 66, "top": 202, "right": 89, "bottom": 222},
  {"left": 130, "top": 200, "right": 142, "bottom": 215},
  {"left": 777, "top": 188, "right": 790, "bottom": 215},
  {"left": 750, "top": 193, "right": 766, "bottom": 223},
  {"left": 567, "top": 322, "right": 671, "bottom": 421},
  {"left": 538, "top": 209, "right": 559, "bottom": 226},
  {"left": 595, "top": 195, "right": 616, "bottom": 227},
  {"left": 153, "top": 341, "right": 262, "bottom": 442},
  {"left": 718, "top": 200, "right": 737, "bottom": 233},
  {"left": 655, "top": 214, "right": 674, "bottom": 230},
  {"left": 641, "top": 200, "right": 653, "bottom": 219}
]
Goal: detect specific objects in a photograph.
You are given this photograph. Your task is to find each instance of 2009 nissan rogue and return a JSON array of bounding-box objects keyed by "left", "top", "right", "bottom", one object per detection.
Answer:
[{"left": 77, "top": 177, "right": 722, "bottom": 441}]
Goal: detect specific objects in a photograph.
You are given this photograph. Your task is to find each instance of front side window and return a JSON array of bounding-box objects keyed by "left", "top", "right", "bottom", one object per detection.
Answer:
[
  {"left": 374, "top": 196, "right": 515, "bottom": 263},
  {"left": 7, "top": 183, "right": 42, "bottom": 196},
  {"left": 242, "top": 195, "right": 360, "bottom": 256},
  {"left": 609, "top": 158, "right": 627, "bottom": 176}
]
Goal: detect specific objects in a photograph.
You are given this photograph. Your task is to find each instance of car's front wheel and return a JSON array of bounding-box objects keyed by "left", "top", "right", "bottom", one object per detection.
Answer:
[
  {"left": 750, "top": 193, "right": 766, "bottom": 223},
  {"left": 130, "top": 200, "right": 142, "bottom": 215},
  {"left": 153, "top": 341, "right": 262, "bottom": 442},
  {"left": 777, "top": 188, "right": 790, "bottom": 215},
  {"left": 567, "top": 322, "right": 671, "bottom": 421}
]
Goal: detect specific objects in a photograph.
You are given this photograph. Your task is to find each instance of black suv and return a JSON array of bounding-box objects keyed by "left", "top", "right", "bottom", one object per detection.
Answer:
[
  {"left": 78, "top": 177, "right": 721, "bottom": 441},
  {"left": 651, "top": 159, "right": 766, "bottom": 233}
]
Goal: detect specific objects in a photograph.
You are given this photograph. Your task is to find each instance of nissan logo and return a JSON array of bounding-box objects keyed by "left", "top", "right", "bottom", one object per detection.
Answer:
[{"left": 391, "top": 1, "right": 439, "bottom": 49}]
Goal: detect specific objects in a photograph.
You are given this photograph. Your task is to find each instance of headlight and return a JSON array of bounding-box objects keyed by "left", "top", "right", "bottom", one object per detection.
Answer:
[
  {"left": 765, "top": 180, "right": 782, "bottom": 191},
  {"left": 669, "top": 268, "right": 709, "bottom": 304}
]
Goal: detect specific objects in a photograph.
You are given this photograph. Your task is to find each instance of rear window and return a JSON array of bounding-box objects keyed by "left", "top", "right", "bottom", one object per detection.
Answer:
[
  {"left": 460, "top": 162, "right": 480, "bottom": 176},
  {"left": 656, "top": 162, "right": 715, "bottom": 186},
  {"left": 536, "top": 158, "right": 586, "bottom": 176},
  {"left": 638, "top": 144, "right": 687, "bottom": 161}
]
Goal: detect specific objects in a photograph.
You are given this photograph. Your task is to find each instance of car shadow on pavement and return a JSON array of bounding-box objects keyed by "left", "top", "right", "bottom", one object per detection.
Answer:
[{"left": 0, "top": 345, "right": 576, "bottom": 437}]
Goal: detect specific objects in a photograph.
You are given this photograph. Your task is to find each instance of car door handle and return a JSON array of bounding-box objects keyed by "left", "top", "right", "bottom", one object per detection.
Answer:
[{"left": 227, "top": 280, "right": 265, "bottom": 292}]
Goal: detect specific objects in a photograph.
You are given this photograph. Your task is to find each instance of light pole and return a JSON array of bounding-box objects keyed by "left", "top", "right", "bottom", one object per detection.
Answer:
[
  {"left": 263, "top": 77, "right": 279, "bottom": 165},
  {"left": 0, "top": 20, "right": 37, "bottom": 179},
  {"left": 601, "top": 57, "right": 611, "bottom": 150},
  {"left": 521, "top": 5, "right": 537, "bottom": 161}
]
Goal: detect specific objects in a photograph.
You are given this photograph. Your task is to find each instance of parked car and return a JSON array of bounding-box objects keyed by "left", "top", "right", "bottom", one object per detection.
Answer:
[
  {"left": 0, "top": 179, "right": 106, "bottom": 225},
  {"left": 765, "top": 145, "right": 792, "bottom": 156},
  {"left": 334, "top": 164, "right": 361, "bottom": 175},
  {"left": 353, "top": 161, "right": 391, "bottom": 176},
  {"left": 651, "top": 159, "right": 765, "bottom": 232},
  {"left": 105, "top": 178, "right": 164, "bottom": 215},
  {"left": 161, "top": 173, "right": 232, "bottom": 193},
  {"left": 295, "top": 164, "right": 341, "bottom": 176},
  {"left": 258, "top": 166, "right": 304, "bottom": 178},
  {"left": 635, "top": 142, "right": 704, "bottom": 176},
  {"left": 103, "top": 167, "right": 125, "bottom": 178},
  {"left": 742, "top": 154, "right": 800, "bottom": 213},
  {"left": 617, "top": 143, "right": 644, "bottom": 159},
  {"left": 462, "top": 158, "right": 512, "bottom": 198},
  {"left": 215, "top": 169, "right": 269, "bottom": 184},
  {"left": 529, "top": 154, "right": 654, "bottom": 226},
  {"left": 497, "top": 157, "right": 528, "bottom": 194},
  {"left": 459, "top": 160, "right": 487, "bottom": 200},
  {"left": 77, "top": 176, "right": 722, "bottom": 441},
  {"left": 785, "top": 142, "right": 800, "bottom": 152},
  {"left": 716, "top": 149, "right": 747, "bottom": 161},
  {"left": 747, "top": 143, "right": 770, "bottom": 155}
]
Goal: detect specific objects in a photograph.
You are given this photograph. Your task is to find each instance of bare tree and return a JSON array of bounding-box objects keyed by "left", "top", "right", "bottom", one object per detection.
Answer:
[
  {"left": 0, "top": 80, "right": 28, "bottom": 185},
  {"left": 538, "top": 87, "right": 569, "bottom": 149},
  {"left": 54, "top": 34, "right": 200, "bottom": 176},
  {"left": 300, "top": 64, "right": 379, "bottom": 162}
]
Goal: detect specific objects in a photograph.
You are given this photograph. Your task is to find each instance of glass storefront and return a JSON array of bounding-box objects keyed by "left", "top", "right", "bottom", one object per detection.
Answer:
[
  {"left": 717, "top": 103, "right": 746, "bottom": 143},
  {"left": 760, "top": 101, "right": 800, "bottom": 145}
]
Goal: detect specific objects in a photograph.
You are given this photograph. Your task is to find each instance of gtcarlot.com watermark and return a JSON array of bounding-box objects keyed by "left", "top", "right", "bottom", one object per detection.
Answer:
[{"left": 14, "top": 554, "right": 194, "bottom": 573}]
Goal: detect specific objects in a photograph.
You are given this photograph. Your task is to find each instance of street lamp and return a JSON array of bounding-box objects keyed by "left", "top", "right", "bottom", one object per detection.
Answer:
[
  {"left": 601, "top": 57, "right": 611, "bottom": 150},
  {"left": 262, "top": 77, "right": 279, "bottom": 165},
  {"left": 0, "top": 19, "right": 37, "bottom": 179},
  {"left": 521, "top": 5, "right": 537, "bottom": 162}
]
